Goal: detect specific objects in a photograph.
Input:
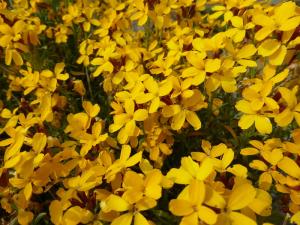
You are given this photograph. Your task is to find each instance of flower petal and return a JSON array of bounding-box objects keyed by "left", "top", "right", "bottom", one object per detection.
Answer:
[
  {"left": 255, "top": 116, "right": 272, "bottom": 134},
  {"left": 169, "top": 199, "right": 194, "bottom": 216},
  {"left": 228, "top": 182, "right": 256, "bottom": 210},
  {"left": 258, "top": 39, "right": 281, "bottom": 57}
]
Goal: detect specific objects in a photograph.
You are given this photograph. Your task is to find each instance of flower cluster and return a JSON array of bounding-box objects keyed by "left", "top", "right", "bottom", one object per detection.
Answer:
[{"left": 0, "top": 0, "right": 300, "bottom": 225}]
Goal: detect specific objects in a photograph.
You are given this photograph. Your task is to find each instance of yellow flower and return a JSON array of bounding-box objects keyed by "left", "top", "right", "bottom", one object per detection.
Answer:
[
  {"left": 18, "top": 209, "right": 34, "bottom": 225},
  {"left": 275, "top": 86, "right": 300, "bottom": 127},
  {"left": 0, "top": 20, "right": 25, "bottom": 45},
  {"left": 0, "top": 126, "right": 25, "bottom": 161},
  {"left": 240, "top": 139, "right": 278, "bottom": 156},
  {"left": 169, "top": 179, "right": 218, "bottom": 225},
  {"left": 64, "top": 166, "right": 105, "bottom": 191},
  {"left": 82, "top": 101, "right": 100, "bottom": 118},
  {"left": 205, "top": 58, "right": 246, "bottom": 94},
  {"left": 167, "top": 156, "right": 214, "bottom": 184},
  {"left": 135, "top": 76, "right": 173, "bottom": 113},
  {"left": 79, "top": 121, "right": 108, "bottom": 156},
  {"left": 261, "top": 65, "right": 289, "bottom": 85},
  {"left": 54, "top": 62, "right": 69, "bottom": 80},
  {"left": 101, "top": 169, "right": 162, "bottom": 225},
  {"left": 182, "top": 51, "right": 206, "bottom": 87},
  {"left": 73, "top": 80, "right": 86, "bottom": 96},
  {"left": 250, "top": 152, "right": 283, "bottom": 190},
  {"left": 115, "top": 88, "right": 147, "bottom": 108},
  {"left": 0, "top": 20, "right": 27, "bottom": 65},
  {"left": 129, "top": 0, "right": 149, "bottom": 26},
  {"left": 225, "top": 41, "right": 257, "bottom": 68},
  {"left": 143, "top": 113, "right": 173, "bottom": 163},
  {"left": 62, "top": 206, "right": 94, "bottom": 225},
  {"left": 35, "top": 92, "right": 54, "bottom": 122},
  {"left": 209, "top": 5, "right": 234, "bottom": 25},
  {"left": 105, "top": 145, "right": 142, "bottom": 182},
  {"left": 81, "top": 7, "right": 101, "bottom": 32},
  {"left": 293, "top": 129, "right": 300, "bottom": 144},
  {"left": 4, "top": 47, "right": 24, "bottom": 65},
  {"left": 77, "top": 39, "right": 95, "bottom": 66},
  {"left": 0, "top": 0, "right": 6, "bottom": 9},
  {"left": 192, "top": 32, "right": 226, "bottom": 53},
  {"left": 35, "top": 147, "right": 78, "bottom": 181},
  {"left": 101, "top": 194, "right": 151, "bottom": 225},
  {"left": 55, "top": 24, "right": 71, "bottom": 43},
  {"left": 19, "top": 64, "right": 40, "bottom": 95},
  {"left": 90, "top": 36, "right": 117, "bottom": 77},
  {"left": 109, "top": 99, "right": 148, "bottom": 144},
  {"left": 212, "top": 98, "right": 223, "bottom": 116},
  {"left": 226, "top": 16, "right": 254, "bottom": 43},
  {"left": 65, "top": 112, "right": 90, "bottom": 138},
  {"left": 291, "top": 211, "right": 300, "bottom": 225},
  {"left": 91, "top": 57, "right": 114, "bottom": 77},
  {"left": 257, "top": 39, "right": 288, "bottom": 66},
  {"left": 277, "top": 156, "right": 300, "bottom": 179},
  {"left": 235, "top": 81, "right": 278, "bottom": 134},
  {"left": 94, "top": 8, "right": 121, "bottom": 37},
  {"left": 149, "top": 54, "right": 175, "bottom": 76},
  {"left": 49, "top": 189, "right": 93, "bottom": 225},
  {"left": 162, "top": 90, "right": 207, "bottom": 130},
  {"left": 214, "top": 180, "right": 260, "bottom": 225},
  {"left": 122, "top": 169, "right": 163, "bottom": 204},
  {"left": 240, "top": 138, "right": 300, "bottom": 190},
  {"left": 252, "top": 1, "right": 300, "bottom": 41},
  {"left": 8, "top": 151, "right": 39, "bottom": 202},
  {"left": 62, "top": 4, "right": 82, "bottom": 25},
  {"left": 166, "top": 38, "right": 186, "bottom": 61},
  {"left": 1, "top": 0, "right": 300, "bottom": 224},
  {"left": 40, "top": 62, "right": 69, "bottom": 81},
  {"left": 191, "top": 140, "right": 234, "bottom": 172}
]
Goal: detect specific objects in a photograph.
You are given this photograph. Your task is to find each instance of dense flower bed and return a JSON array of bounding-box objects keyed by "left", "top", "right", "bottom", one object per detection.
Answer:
[{"left": 0, "top": 0, "right": 300, "bottom": 224}]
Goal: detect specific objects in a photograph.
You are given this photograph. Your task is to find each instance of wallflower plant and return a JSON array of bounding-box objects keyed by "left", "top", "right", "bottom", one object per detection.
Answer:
[{"left": 0, "top": 0, "right": 300, "bottom": 225}]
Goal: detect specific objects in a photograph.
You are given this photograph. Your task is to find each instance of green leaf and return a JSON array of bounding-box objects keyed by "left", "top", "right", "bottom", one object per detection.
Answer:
[{"left": 31, "top": 212, "right": 47, "bottom": 225}]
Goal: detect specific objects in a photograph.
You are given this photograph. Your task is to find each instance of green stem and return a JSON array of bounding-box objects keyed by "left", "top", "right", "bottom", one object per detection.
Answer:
[
  {"left": 144, "top": 19, "right": 151, "bottom": 48},
  {"left": 0, "top": 64, "right": 17, "bottom": 74},
  {"left": 8, "top": 217, "right": 18, "bottom": 225},
  {"left": 85, "top": 66, "right": 94, "bottom": 101},
  {"left": 282, "top": 213, "right": 290, "bottom": 225},
  {"left": 8, "top": 0, "right": 13, "bottom": 8}
]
